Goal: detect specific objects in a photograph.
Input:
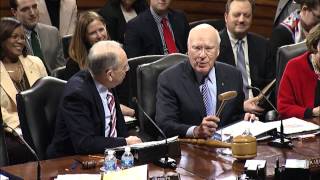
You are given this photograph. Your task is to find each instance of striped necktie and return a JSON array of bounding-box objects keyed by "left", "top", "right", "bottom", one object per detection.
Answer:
[
  {"left": 202, "top": 77, "right": 213, "bottom": 116},
  {"left": 107, "top": 92, "right": 117, "bottom": 137},
  {"left": 236, "top": 40, "right": 249, "bottom": 99}
]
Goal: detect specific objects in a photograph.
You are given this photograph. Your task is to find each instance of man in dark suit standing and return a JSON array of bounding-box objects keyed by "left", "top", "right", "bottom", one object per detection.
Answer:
[
  {"left": 10, "top": 0, "right": 65, "bottom": 75},
  {"left": 47, "top": 41, "right": 141, "bottom": 158},
  {"left": 124, "top": 0, "right": 190, "bottom": 58},
  {"left": 155, "top": 24, "right": 256, "bottom": 139},
  {"left": 217, "top": 0, "right": 274, "bottom": 116}
]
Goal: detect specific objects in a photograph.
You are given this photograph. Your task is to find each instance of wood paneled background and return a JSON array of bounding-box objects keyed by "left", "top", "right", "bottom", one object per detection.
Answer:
[{"left": 0, "top": 0, "right": 278, "bottom": 37}]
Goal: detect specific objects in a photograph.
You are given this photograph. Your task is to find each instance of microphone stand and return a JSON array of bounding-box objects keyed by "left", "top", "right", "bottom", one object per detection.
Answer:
[
  {"left": 132, "top": 98, "right": 176, "bottom": 169},
  {"left": 3, "top": 123, "right": 41, "bottom": 180},
  {"left": 247, "top": 86, "right": 292, "bottom": 148}
]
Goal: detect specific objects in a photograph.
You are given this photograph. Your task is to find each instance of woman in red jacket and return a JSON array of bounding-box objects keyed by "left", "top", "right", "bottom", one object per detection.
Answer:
[{"left": 278, "top": 24, "right": 320, "bottom": 119}]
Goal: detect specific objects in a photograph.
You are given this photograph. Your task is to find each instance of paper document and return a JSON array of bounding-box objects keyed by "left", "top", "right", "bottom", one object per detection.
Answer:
[
  {"left": 124, "top": 116, "right": 137, "bottom": 123},
  {"left": 103, "top": 164, "right": 147, "bottom": 180},
  {"left": 265, "top": 117, "right": 320, "bottom": 135},
  {"left": 109, "top": 136, "right": 178, "bottom": 151},
  {"left": 55, "top": 174, "right": 101, "bottom": 180},
  {"left": 217, "top": 120, "right": 275, "bottom": 138}
]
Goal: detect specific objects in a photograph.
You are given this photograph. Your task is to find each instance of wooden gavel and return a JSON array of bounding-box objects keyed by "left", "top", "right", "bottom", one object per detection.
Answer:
[{"left": 179, "top": 134, "right": 257, "bottom": 160}]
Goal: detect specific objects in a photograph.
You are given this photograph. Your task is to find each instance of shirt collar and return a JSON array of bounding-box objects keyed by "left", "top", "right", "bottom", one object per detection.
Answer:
[
  {"left": 195, "top": 66, "right": 216, "bottom": 84},
  {"left": 150, "top": 6, "right": 168, "bottom": 24},
  {"left": 227, "top": 29, "right": 248, "bottom": 48},
  {"left": 93, "top": 78, "right": 109, "bottom": 95},
  {"left": 24, "top": 27, "right": 33, "bottom": 40}
]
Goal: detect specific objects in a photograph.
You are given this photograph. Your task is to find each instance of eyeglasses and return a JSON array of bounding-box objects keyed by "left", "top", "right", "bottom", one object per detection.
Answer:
[
  {"left": 191, "top": 45, "right": 217, "bottom": 55},
  {"left": 10, "top": 33, "right": 25, "bottom": 41}
]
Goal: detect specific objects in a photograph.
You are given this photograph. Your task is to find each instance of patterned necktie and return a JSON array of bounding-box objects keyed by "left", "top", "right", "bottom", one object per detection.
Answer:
[
  {"left": 236, "top": 40, "right": 249, "bottom": 99},
  {"left": 31, "top": 30, "right": 44, "bottom": 61},
  {"left": 161, "top": 17, "right": 177, "bottom": 54},
  {"left": 202, "top": 77, "right": 213, "bottom": 116},
  {"left": 107, "top": 92, "right": 117, "bottom": 137}
]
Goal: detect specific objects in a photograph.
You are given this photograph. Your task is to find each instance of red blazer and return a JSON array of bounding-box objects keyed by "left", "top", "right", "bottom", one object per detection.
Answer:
[{"left": 277, "top": 52, "right": 318, "bottom": 119}]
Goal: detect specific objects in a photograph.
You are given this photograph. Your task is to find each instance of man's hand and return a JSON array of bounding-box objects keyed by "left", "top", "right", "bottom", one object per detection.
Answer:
[
  {"left": 244, "top": 97, "right": 264, "bottom": 115},
  {"left": 120, "top": 104, "right": 135, "bottom": 117},
  {"left": 193, "top": 116, "right": 220, "bottom": 139},
  {"left": 312, "top": 106, "right": 320, "bottom": 117},
  {"left": 244, "top": 113, "right": 258, "bottom": 121},
  {"left": 125, "top": 136, "right": 142, "bottom": 145}
]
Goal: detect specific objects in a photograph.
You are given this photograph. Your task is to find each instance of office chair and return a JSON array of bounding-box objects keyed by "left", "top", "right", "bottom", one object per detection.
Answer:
[
  {"left": 275, "top": 42, "right": 307, "bottom": 98},
  {"left": 16, "top": 76, "right": 66, "bottom": 160},
  {"left": 189, "top": 19, "right": 225, "bottom": 31},
  {"left": 62, "top": 34, "right": 72, "bottom": 58},
  {"left": 136, "top": 53, "right": 187, "bottom": 139},
  {"left": 51, "top": 66, "right": 67, "bottom": 81},
  {"left": 0, "top": 110, "right": 9, "bottom": 166},
  {"left": 116, "top": 54, "right": 165, "bottom": 106}
]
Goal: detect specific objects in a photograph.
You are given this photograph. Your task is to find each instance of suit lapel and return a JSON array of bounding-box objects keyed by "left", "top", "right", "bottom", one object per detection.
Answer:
[
  {"left": 145, "top": 9, "right": 163, "bottom": 54},
  {"left": 247, "top": 34, "right": 257, "bottom": 82},
  {"left": 20, "top": 56, "right": 40, "bottom": 86},
  {"left": 0, "top": 62, "right": 18, "bottom": 105},
  {"left": 182, "top": 61, "right": 206, "bottom": 116},
  {"left": 220, "top": 29, "right": 236, "bottom": 66},
  {"left": 214, "top": 63, "right": 227, "bottom": 113}
]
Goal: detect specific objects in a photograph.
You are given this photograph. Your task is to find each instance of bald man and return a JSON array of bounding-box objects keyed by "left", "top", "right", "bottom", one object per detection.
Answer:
[
  {"left": 47, "top": 41, "right": 141, "bottom": 158},
  {"left": 155, "top": 24, "right": 252, "bottom": 139}
]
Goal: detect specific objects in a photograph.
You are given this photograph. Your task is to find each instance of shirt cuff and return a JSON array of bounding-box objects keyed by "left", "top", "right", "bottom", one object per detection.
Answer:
[{"left": 186, "top": 126, "right": 197, "bottom": 138}]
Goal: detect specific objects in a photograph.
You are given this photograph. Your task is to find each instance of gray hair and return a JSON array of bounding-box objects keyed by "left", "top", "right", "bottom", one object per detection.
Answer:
[{"left": 87, "top": 41, "right": 122, "bottom": 75}]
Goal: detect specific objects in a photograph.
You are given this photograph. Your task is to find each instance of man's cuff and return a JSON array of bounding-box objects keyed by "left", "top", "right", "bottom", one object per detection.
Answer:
[{"left": 186, "top": 126, "right": 197, "bottom": 138}]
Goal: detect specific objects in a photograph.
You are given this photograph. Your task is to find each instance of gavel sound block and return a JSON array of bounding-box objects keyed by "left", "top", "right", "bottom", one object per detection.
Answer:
[{"left": 179, "top": 135, "right": 257, "bottom": 160}]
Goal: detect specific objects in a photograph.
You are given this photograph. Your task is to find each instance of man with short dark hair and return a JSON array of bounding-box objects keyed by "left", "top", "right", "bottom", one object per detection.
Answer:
[
  {"left": 217, "top": 0, "right": 274, "bottom": 116},
  {"left": 124, "top": 0, "right": 190, "bottom": 58},
  {"left": 47, "top": 41, "right": 141, "bottom": 158},
  {"left": 10, "top": 0, "right": 65, "bottom": 74}
]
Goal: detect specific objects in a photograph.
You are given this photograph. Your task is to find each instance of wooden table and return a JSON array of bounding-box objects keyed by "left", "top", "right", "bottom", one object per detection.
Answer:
[{"left": 1, "top": 118, "right": 320, "bottom": 180}]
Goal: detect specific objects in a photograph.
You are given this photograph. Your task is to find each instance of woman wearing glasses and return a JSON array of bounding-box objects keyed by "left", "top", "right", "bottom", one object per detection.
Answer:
[
  {"left": 0, "top": 17, "right": 47, "bottom": 164},
  {"left": 278, "top": 24, "right": 320, "bottom": 119}
]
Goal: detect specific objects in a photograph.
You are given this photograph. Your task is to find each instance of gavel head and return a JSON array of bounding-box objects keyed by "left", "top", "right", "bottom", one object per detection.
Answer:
[
  {"left": 218, "top": 91, "right": 238, "bottom": 101},
  {"left": 231, "top": 135, "right": 257, "bottom": 160}
]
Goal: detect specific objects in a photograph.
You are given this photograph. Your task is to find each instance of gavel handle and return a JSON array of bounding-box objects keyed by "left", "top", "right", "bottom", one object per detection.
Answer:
[
  {"left": 179, "top": 138, "right": 231, "bottom": 148},
  {"left": 216, "top": 100, "right": 226, "bottom": 118}
]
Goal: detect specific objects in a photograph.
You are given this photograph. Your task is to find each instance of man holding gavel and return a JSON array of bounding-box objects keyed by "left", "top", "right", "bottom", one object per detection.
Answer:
[{"left": 155, "top": 24, "right": 255, "bottom": 139}]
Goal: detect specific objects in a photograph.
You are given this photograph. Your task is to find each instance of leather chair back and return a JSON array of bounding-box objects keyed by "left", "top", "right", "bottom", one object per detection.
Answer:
[
  {"left": 0, "top": 110, "right": 9, "bottom": 166},
  {"left": 117, "top": 55, "right": 164, "bottom": 106},
  {"left": 17, "top": 76, "right": 66, "bottom": 160},
  {"left": 136, "top": 53, "right": 187, "bottom": 138},
  {"left": 62, "top": 34, "right": 72, "bottom": 58},
  {"left": 51, "top": 66, "right": 67, "bottom": 81},
  {"left": 189, "top": 19, "right": 225, "bottom": 31},
  {"left": 275, "top": 42, "right": 307, "bottom": 97}
]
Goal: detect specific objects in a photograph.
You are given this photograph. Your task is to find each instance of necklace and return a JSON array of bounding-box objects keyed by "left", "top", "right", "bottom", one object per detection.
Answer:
[{"left": 3, "top": 60, "right": 25, "bottom": 83}]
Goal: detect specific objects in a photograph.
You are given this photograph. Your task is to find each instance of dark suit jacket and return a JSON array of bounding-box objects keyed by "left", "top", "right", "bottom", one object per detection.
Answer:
[
  {"left": 98, "top": 0, "right": 148, "bottom": 44},
  {"left": 47, "top": 70, "right": 128, "bottom": 158},
  {"left": 217, "top": 28, "right": 274, "bottom": 95},
  {"left": 155, "top": 60, "right": 245, "bottom": 138},
  {"left": 124, "top": 8, "right": 190, "bottom": 58}
]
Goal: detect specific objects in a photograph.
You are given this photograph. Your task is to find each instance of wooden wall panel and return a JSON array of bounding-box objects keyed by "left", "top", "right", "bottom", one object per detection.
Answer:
[{"left": 0, "top": 0, "right": 278, "bottom": 37}]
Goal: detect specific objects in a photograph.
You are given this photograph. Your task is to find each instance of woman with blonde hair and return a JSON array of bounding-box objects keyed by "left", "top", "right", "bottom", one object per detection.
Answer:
[{"left": 65, "top": 11, "right": 134, "bottom": 116}]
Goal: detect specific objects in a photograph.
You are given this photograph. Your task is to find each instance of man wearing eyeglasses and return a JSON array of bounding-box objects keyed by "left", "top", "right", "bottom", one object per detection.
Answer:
[
  {"left": 155, "top": 24, "right": 255, "bottom": 139},
  {"left": 270, "top": 0, "right": 320, "bottom": 63},
  {"left": 47, "top": 41, "right": 141, "bottom": 158}
]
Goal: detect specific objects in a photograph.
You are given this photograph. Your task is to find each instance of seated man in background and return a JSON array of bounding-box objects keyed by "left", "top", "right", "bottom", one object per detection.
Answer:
[
  {"left": 47, "top": 41, "right": 141, "bottom": 158},
  {"left": 124, "top": 0, "right": 190, "bottom": 58},
  {"left": 217, "top": 0, "right": 274, "bottom": 117},
  {"left": 10, "top": 0, "right": 65, "bottom": 74},
  {"left": 155, "top": 24, "right": 255, "bottom": 139},
  {"left": 270, "top": 0, "right": 320, "bottom": 62},
  {"left": 277, "top": 24, "right": 320, "bottom": 119}
]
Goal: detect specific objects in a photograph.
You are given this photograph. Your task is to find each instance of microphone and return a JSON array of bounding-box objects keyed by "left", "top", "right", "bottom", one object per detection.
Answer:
[
  {"left": 2, "top": 123, "right": 41, "bottom": 180},
  {"left": 247, "top": 86, "right": 293, "bottom": 148},
  {"left": 132, "top": 97, "right": 176, "bottom": 169}
]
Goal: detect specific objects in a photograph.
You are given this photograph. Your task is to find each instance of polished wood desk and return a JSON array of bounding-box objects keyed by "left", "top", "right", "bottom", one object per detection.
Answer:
[{"left": 1, "top": 118, "right": 320, "bottom": 180}]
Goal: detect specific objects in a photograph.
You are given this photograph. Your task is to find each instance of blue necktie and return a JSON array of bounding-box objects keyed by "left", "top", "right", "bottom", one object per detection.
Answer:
[
  {"left": 202, "top": 77, "right": 213, "bottom": 116},
  {"left": 236, "top": 40, "right": 249, "bottom": 99}
]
